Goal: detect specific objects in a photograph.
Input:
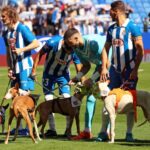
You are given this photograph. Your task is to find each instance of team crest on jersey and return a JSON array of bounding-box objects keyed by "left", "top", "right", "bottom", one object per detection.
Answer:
[
  {"left": 55, "top": 57, "right": 67, "bottom": 65},
  {"left": 121, "top": 29, "right": 126, "bottom": 36},
  {"left": 112, "top": 39, "right": 124, "bottom": 47}
]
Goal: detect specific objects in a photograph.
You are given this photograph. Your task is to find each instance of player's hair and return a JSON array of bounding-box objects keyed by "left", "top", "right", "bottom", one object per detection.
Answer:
[
  {"left": 1, "top": 6, "right": 19, "bottom": 24},
  {"left": 64, "top": 28, "right": 79, "bottom": 41},
  {"left": 111, "top": 0, "right": 126, "bottom": 13}
]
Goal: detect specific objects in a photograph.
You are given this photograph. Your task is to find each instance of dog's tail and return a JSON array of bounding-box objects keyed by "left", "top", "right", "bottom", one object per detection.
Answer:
[{"left": 137, "top": 120, "right": 148, "bottom": 127}]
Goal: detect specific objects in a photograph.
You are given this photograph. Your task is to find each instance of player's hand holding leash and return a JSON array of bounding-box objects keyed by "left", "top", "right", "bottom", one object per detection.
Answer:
[
  {"left": 100, "top": 67, "right": 109, "bottom": 82},
  {"left": 8, "top": 69, "right": 16, "bottom": 80},
  {"left": 69, "top": 72, "right": 84, "bottom": 85},
  {"left": 29, "top": 73, "right": 37, "bottom": 81}
]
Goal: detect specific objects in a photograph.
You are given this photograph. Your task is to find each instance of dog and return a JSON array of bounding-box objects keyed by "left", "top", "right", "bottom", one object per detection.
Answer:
[
  {"left": 0, "top": 103, "right": 9, "bottom": 133},
  {"left": 98, "top": 82, "right": 150, "bottom": 143},
  {"left": 4, "top": 83, "right": 41, "bottom": 144},
  {"left": 35, "top": 83, "right": 85, "bottom": 138}
]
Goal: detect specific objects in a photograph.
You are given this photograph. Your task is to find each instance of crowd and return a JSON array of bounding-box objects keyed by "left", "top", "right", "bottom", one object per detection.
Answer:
[
  {"left": 0, "top": 0, "right": 116, "bottom": 36},
  {"left": 0, "top": 0, "right": 145, "bottom": 143}
]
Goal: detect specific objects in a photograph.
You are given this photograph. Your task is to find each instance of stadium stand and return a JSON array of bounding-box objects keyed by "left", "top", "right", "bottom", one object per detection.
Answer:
[{"left": 94, "top": 0, "right": 150, "bottom": 32}]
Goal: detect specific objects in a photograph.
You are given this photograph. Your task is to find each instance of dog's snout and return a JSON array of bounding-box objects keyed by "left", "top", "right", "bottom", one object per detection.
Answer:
[{"left": 4, "top": 93, "right": 12, "bottom": 99}]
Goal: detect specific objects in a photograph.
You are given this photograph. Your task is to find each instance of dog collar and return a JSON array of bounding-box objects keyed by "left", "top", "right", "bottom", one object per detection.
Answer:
[{"left": 71, "top": 96, "right": 81, "bottom": 107}]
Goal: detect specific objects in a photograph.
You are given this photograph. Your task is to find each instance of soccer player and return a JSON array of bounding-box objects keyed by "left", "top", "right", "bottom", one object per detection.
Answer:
[
  {"left": 1, "top": 6, "right": 40, "bottom": 135},
  {"left": 31, "top": 35, "right": 82, "bottom": 137},
  {"left": 99, "top": 0, "right": 144, "bottom": 142}
]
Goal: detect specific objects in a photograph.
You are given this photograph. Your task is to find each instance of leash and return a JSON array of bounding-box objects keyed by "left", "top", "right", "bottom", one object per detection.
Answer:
[
  {"left": 52, "top": 83, "right": 69, "bottom": 91},
  {"left": 33, "top": 79, "right": 59, "bottom": 98},
  {"left": 0, "top": 79, "right": 11, "bottom": 107},
  {"left": 30, "top": 74, "right": 70, "bottom": 98}
]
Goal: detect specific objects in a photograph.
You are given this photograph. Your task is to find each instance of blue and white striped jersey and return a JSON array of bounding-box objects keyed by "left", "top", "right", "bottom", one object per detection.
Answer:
[
  {"left": 4, "top": 22, "right": 35, "bottom": 73},
  {"left": 106, "top": 18, "right": 142, "bottom": 72},
  {"left": 73, "top": 34, "right": 106, "bottom": 66},
  {"left": 42, "top": 36, "right": 81, "bottom": 76}
]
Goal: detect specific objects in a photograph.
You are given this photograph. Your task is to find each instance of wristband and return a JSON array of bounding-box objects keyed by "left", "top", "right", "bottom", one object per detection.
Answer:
[
  {"left": 75, "top": 72, "right": 84, "bottom": 81},
  {"left": 91, "top": 71, "right": 100, "bottom": 83}
]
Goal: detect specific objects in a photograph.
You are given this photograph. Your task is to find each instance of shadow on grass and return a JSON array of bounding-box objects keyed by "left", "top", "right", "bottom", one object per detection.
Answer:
[
  {"left": 0, "top": 139, "right": 4, "bottom": 144},
  {"left": 41, "top": 134, "right": 96, "bottom": 142},
  {"left": 45, "top": 135, "right": 150, "bottom": 146},
  {"left": 116, "top": 139, "right": 150, "bottom": 147}
]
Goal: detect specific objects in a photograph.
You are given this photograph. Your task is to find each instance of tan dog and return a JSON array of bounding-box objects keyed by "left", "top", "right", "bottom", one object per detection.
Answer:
[
  {"left": 98, "top": 82, "right": 150, "bottom": 143},
  {"left": 35, "top": 88, "right": 84, "bottom": 138},
  {"left": 4, "top": 84, "right": 41, "bottom": 144}
]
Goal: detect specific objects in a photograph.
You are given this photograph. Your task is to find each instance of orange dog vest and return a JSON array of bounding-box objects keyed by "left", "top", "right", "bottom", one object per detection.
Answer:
[{"left": 109, "top": 88, "right": 137, "bottom": 122}]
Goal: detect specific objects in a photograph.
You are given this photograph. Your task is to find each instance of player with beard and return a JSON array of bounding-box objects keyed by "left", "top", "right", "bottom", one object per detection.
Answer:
[
  {"left": 64, "top": 28, "right": 111, "bottom": 140},
  {"left": 98, "top": 0, "right": 144, "bottom": 142}
]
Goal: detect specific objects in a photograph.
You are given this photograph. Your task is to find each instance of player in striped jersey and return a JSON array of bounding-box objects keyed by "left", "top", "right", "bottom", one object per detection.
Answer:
[
  {"left": 1, "top": 6, "right": 40, "bottom": 91},
  {"left": 1, "top": 6, "right": 40, "bottom": 135},
  {"left": 99, "top": 1, "right": 144, "bottom": 142},
  {"left": 63, "top": 28, "right": 110, "bottom": 140},
  {"left": 31, "top": 35, "right": 82, "bottom": 137}
]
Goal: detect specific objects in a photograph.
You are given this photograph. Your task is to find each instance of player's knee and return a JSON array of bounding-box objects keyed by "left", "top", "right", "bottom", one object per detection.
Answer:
[
  {"left": 62, "top": 93, "right": 70, "bottom": 98},
  {"left": 45, "top": 94, "right": 54, "bottom": 101}
]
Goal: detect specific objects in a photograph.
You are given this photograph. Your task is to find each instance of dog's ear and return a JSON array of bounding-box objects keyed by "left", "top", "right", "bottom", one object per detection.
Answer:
[
  {"left": 14, "top": 83, "right": 19, "bottom": 90},
  {"left": 3, "top": 103, "right": 9, "bottom": 110}
]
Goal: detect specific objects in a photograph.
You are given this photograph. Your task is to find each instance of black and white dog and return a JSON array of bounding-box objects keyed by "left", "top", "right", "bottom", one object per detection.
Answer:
[{"left": 0, "top": 104, "right": 9, "bottom": 133}]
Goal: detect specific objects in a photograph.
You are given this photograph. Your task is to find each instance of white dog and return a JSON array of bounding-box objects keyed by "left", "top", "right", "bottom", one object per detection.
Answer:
[{"left": 98, "top": 82, "right": 150, "bottom": 143}]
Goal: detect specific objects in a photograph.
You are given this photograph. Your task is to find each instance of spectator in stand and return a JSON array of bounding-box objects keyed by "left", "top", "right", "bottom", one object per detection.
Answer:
[
  {"left": 44, "top": 7, "right": 55, "bottom": 36},
  {"left": 87, "top": 19, "right": 95, "bottom": 34},
  {"left": 8, "top": 0, "right": 18, "bottom": 8},
  {"left": 32, "top": 7, "right": 46, "bottom": 35},
  {"left": 98, "top": 8, "right": 107, "bottom": 15},
  {"left": 95, "top": 21, "right": 104, "bottom": 35}
]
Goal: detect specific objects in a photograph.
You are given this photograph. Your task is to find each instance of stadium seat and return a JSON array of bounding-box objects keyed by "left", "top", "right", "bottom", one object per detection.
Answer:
[{"left": 101, "top": 0, "right": 150, "bottom": 32}]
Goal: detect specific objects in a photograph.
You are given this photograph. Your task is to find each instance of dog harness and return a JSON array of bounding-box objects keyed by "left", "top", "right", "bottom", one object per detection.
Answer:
[{"left": 109, "top": 88, "right": 137, "bottom": 121}]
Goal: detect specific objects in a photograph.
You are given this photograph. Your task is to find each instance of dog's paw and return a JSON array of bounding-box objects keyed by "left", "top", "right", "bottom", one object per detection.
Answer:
[
  {"left": 4, "top": 141, "right": 8, "bottom": 144},
  {"left": 38, "top": 137, "right": 42, "bottom": 141},
  {"left": 34, "top": 140, "right": 38, "bottom": 144}
]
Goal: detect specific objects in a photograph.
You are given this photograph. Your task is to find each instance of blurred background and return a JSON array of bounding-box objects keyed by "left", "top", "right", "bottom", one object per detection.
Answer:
[{"left": 0, "top": 0, "right": 150, "bottom": 66}]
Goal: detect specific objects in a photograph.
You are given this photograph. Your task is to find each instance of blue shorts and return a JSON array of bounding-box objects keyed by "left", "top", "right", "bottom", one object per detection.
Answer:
[
  {"left": 42, "top": 73, "right": 70, "bottom": 95},
  {"left": 11, "top": 68, "right": 34, "bottom": 91},
  {"left": 109, "top": 65, "right": 138, "bottom": 90}
]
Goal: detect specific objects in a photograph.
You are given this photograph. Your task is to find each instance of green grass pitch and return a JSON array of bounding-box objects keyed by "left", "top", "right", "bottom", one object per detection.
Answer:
[{"left": 0, "top": 62, "right": 149, "bottom": 150}]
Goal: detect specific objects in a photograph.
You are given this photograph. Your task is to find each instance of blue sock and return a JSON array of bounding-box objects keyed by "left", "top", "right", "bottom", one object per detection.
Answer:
[{"left": 85, "top": 95, "right": 96, "bottom": 130}]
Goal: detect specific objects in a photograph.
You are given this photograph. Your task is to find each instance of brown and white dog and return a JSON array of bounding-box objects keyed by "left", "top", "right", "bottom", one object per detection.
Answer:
[
  {"left": 0, "top": 103, "right": 9, "bottom": 133},
  {"left": 4, "top": 84, "right": 41, "bottom": 144},
  {"left": 35, "top": 84, "right": 85, "bottom": 138},
  {"left": 98, "top": 82, "right": 150, "bottom": 143}
]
